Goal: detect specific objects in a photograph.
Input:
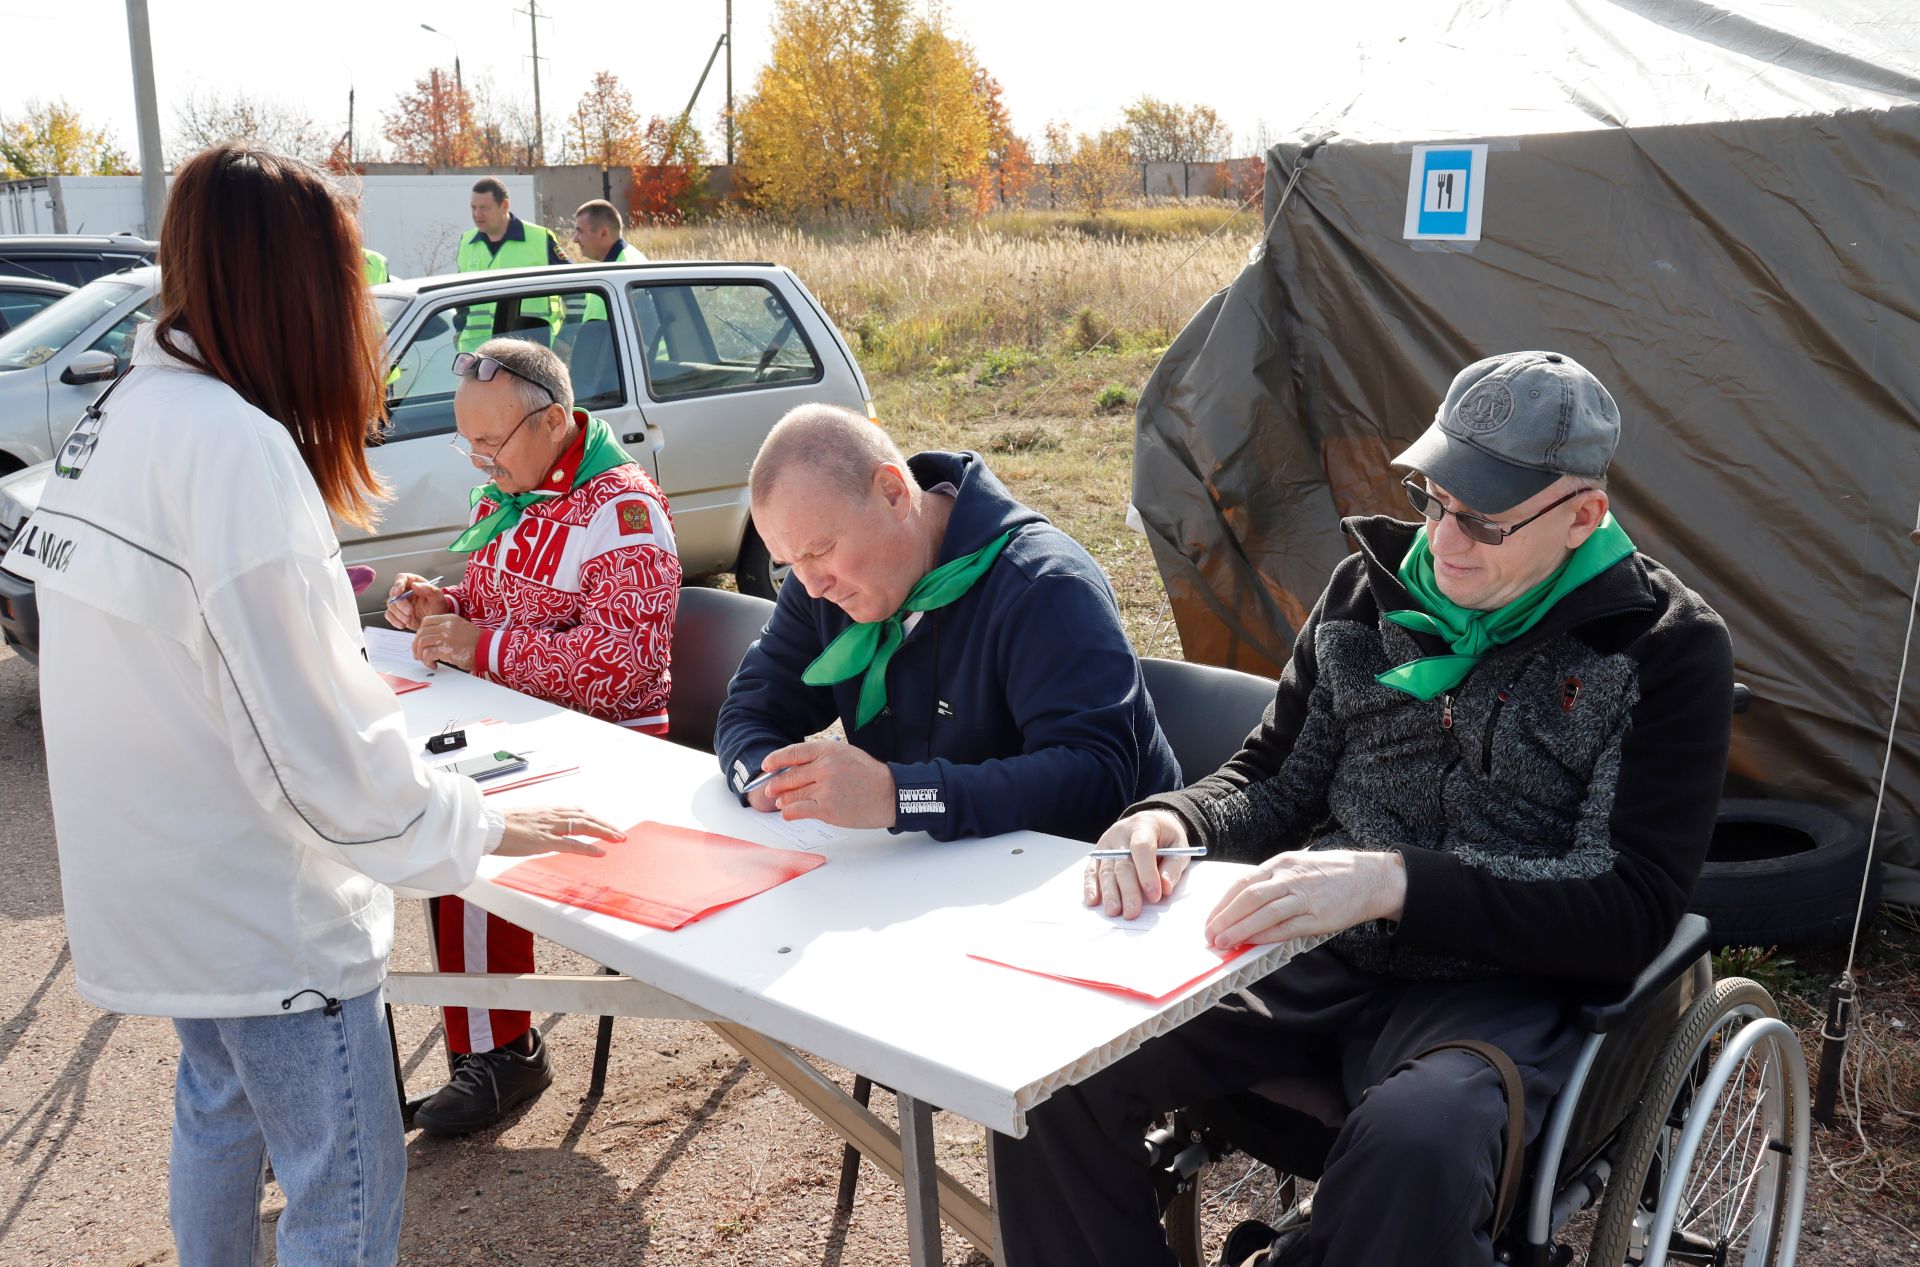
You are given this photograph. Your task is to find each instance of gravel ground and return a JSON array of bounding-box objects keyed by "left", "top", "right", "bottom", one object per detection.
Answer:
[{"left": 2, "top": 637, "right": 1914, "bottom": 1265}]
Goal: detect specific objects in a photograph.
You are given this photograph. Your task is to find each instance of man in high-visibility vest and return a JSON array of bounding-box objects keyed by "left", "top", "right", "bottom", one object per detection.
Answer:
[
  {"left": 572, "top": 199, "right": 644, "bottom": 323},
  {"left": 456, "top": 177, "right": 567, "bottom": 351},
  {"left": 362, "top": 247, "right": 390, "bottom": 285}
]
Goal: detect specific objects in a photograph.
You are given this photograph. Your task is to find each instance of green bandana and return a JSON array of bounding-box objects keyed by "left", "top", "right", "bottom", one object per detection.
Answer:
[
  {"left": 449, "top": 414, "right": 636, "bottom": 554},
  {"left": 1376, "top": 514, "right": 1637, "bottom": 701},
  {"left": 802, "top": 530, "right": 1015, "bottom": 728}
]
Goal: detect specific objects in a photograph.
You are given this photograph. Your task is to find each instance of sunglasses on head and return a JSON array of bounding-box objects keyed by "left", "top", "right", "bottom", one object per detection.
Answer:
[
  {"left": 1401, "top": 476, "right": 1591, "bottom": 546},
  {"left": 450, "top": 351, "right": 556, "bottom": 404}
]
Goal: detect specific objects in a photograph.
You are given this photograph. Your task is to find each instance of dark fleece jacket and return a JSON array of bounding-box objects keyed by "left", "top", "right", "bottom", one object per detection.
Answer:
[
  {"left": 1138, "top": 515, "right": 1734, "bottom": 987},
  {"left": 716, "top": 451, "right": 1181, "bottom": 842}
]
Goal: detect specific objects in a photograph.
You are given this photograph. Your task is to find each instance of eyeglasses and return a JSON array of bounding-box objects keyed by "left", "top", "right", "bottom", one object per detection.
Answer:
[
  {"left": 448, "top": 352, "right": 557, "bottom": 462},
  {"left": 450, "top": 402, "right": 550, "bottom": 462},
  {"left": 450, "top": 351, "right": 557, "bottom": 404},
  {"left": 1401, "top": 476, "right": 1591, "bottom": 546}
]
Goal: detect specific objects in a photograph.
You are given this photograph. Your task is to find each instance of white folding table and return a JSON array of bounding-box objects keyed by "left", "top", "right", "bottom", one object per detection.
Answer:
[{"left": 383, "top": 665, "right": 1308, "bottom": 1264}]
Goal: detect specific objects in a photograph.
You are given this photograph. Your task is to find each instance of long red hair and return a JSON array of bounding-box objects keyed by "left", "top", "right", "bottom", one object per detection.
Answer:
[{"left": 155, "top": 145, "right": 388, "bottom": 529}]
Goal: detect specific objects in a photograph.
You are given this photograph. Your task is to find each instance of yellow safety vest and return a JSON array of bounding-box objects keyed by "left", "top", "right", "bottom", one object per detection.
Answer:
[
  {"left": 455, "top": 219, "right": 565, "bottom": 351},
  {"left": 584, "top": 239, "right": 644, "bottom": 322},
  {"left": 362, "top": 249, "right": 390, "bottom": 285}
]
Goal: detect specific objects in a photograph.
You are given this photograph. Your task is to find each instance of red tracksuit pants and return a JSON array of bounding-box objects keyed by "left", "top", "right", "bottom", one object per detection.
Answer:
[{"left": 433, "top": 897, "right": 534, "bottom": 1054}]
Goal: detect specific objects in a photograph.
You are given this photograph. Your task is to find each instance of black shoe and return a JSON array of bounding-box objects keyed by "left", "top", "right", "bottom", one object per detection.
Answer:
[
  {"left": 413, "top": 1031, "right": 554, "bottom": 1136},
  {"left": 1218, "top": 1219, "right": 1309, "bottom": 1267},
  {"left": 1219, "top": 1220, "right": 1278, "bottom": 1267}
]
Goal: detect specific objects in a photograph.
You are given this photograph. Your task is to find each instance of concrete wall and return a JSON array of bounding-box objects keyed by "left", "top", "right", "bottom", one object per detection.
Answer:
[
  {"left": 351, "top": 163, "right": 632, "bottom": 233},
  {"left": 3, "top": 176, "right": 166, "bottom": 236},
  {"left": 352, "top": 173, "right": 539, "bottom": 278}
]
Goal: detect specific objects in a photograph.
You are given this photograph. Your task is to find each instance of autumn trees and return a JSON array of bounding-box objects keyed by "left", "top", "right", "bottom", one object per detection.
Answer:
[
  {"left": 734, "top": 0, "right": 1002, "bottom": 217},
  {"left": 0, "top": 101, "right": 135, "bottom": 179}
]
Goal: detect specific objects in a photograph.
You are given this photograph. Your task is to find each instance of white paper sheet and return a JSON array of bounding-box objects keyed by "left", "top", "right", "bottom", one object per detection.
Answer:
[
  {"left": 755, "top": 813, "right": 847, "bottom": 850},
  {"left": 967, "top": 861, "right": 1262, "bottom": 1001},
  {"left": 365, "top": 625, "right": 434, "bottom": 681}
]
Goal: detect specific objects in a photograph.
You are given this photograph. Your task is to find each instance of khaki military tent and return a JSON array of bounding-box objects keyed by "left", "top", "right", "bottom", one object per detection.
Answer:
[{"left": 1134, "top": 0, "right": 1920, "bottom": 862}]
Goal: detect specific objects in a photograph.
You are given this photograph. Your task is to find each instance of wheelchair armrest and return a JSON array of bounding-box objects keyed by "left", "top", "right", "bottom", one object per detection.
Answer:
[{"left": 1571, "top": 913, "right": 1712, "bottom": 1034}]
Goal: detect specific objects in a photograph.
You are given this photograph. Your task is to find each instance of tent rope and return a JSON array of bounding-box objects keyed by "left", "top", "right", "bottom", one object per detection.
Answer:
[{"left": 1843, "top": 496, "right": 1920, "bottom": 980}]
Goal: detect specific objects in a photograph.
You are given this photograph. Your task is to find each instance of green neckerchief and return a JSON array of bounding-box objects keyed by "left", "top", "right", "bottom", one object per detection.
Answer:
[
  {"left": 803, "top": 530, "right": 1015, "bottom": 728},
  {"left": 449, "top": 414, "right": 635, "bottom": 554},
  {"left": 1376, "top": 514, "right": 1637, "bottom": 701}
]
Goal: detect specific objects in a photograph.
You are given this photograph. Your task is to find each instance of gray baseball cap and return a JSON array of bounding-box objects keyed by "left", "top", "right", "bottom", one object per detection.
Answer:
[{"left": 1391, "top": 351, "right": 1620, "bottom": 514}]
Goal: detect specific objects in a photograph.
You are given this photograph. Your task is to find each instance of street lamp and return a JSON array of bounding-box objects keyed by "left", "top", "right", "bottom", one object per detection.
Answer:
[{"left": 420, "top": 23, "right": 463, "bottom": 100}]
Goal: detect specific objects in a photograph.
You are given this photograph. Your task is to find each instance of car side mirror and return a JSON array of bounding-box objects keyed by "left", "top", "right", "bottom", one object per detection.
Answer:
[{"left": 61, "top": 349, "right": 119, "bottom": 386}]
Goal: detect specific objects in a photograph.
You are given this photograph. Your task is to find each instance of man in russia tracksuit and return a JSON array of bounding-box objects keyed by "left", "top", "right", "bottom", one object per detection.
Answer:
[
  {"left": 715, "top": 403, "right": 1180, "bottom": 845},
  {"left": 387, "top": 337, "right": 680, "bottom": 1134}
]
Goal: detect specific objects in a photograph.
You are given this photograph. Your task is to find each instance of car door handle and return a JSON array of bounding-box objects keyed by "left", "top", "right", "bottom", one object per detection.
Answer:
[{"left": 622, "top": 432, "right": 644, "bottom": 444}]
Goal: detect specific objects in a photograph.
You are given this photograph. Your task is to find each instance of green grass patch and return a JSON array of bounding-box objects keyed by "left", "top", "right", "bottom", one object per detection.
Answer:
[{"left": 1094, "top": 382, "right": 1139, "bottom": 415}]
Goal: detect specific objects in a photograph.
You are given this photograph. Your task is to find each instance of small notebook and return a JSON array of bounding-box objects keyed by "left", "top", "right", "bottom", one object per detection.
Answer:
[{"left": 497, "top": 820, "right": 827, "bottom": 930}]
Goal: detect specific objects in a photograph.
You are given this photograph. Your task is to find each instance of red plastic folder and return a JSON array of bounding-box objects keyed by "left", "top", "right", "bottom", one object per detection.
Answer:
[
  {"left": 496, "top": 821, "right": 827, "bottom": 930},
  {"left": 966, "top": 945, "right": 1258, "bottom": 1004},
  {"left": 380, "top": 671, "right": 429, "bottom": 695}
]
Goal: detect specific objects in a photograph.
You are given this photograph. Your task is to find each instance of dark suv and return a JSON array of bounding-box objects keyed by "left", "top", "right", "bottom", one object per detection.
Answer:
[{"left": 0, "top": 234, "right": 157, "bottom": 286}]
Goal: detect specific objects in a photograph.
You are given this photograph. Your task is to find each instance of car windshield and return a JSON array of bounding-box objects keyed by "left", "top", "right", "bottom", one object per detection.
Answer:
[
  {"left": 375, "top": 295, "right": 410, "bottom": 331},
  {"left": 0, "top": 278, "right": 143, "bottom": 372}
]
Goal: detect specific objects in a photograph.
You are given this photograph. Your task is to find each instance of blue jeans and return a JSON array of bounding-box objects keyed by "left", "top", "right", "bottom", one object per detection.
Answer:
[{"left": 170, "top": 987, "right": 405, "bottom": 1266}]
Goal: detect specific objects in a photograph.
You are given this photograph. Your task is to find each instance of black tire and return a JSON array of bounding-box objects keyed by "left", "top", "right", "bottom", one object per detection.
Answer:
[
  {"left": 1586, "top": 977, "right": 1790, "bottom": 1266},
  {"left": 1689, "top": 799, "right": 1875, "bottom": 949},
  {"left": 1162, "top": 1181, "right": 1206, "bottom": 1267},
  {"left": 733, "top": 520, "right": 788, "bottom": 600}
]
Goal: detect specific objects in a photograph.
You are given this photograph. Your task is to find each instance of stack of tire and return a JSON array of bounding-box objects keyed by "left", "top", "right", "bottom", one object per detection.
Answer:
[{"left": 1693, "top": 799, "right": 1877, "bottom": 950}]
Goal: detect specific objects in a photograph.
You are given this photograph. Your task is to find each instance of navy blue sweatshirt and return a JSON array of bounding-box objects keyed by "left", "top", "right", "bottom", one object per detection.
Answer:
[{"left": 715, "top": 451, "right": 1181, "bottom": 842}]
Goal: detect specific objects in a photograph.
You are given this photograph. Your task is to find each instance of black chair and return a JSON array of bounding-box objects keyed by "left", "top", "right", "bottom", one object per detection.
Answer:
[
  {"left": 565, "top": 318, "right": 623, "bottom": 411},
  {"left": 1140, "top": 657, "right": 1277, "bottom": 785},
  {"left": 665, "top": 586, "right": 776, "bottom": 755}
]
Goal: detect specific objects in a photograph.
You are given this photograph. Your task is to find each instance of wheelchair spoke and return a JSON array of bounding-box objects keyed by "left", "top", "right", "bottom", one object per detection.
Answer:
[
  {"left": 1672, "top": 1028, "right": 1787, "bottom": 1264},
  {"left": 1682, "top": 1040, "right": 1757, "bottom": 1222}
]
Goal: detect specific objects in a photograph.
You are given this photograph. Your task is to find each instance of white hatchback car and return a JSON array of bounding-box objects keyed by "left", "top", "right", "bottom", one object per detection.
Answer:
[
  {"left": 0, "top": 266, "right": 158, "bottom": 472},
  {"left": 0, "top": 258, "right": 871, "bottom": 660}
]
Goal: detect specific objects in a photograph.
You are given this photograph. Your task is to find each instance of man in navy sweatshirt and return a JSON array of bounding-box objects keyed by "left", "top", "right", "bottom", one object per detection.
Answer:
[{"left": 715, "top": 404, "right": 1180, "bottom": 842}]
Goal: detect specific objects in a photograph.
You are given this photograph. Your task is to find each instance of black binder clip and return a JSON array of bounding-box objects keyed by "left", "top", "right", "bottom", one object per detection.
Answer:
[{"left": 426, "top": 721, "right": 467, "bottom": 755}]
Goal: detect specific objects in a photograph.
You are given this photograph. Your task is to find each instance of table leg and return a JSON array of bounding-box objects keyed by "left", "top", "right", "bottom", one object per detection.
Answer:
[
  {"left": 421, "top": 897, "right": 455, "bottom": 1078},
  {"left": 706, "top": 1023, "right": 995, "bottom": 1255},
  {"left": 898, "top": 1092, "right": 943, "bottom": 1266}
]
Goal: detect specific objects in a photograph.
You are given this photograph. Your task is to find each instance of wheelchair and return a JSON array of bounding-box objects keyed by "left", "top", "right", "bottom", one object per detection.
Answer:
[{"left": 1149, "top": 912, "right": 1810, "bottom": 1266}]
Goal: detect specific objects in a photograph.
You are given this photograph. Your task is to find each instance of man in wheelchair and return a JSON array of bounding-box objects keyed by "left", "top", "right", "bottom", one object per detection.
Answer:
[{"left": 992, "top": 352, "right": 1736, "bottom": 1267}]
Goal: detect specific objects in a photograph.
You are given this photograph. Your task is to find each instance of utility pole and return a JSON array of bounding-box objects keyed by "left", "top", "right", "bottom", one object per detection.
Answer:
[
  {"left": 725, "top": 0, "right": 734, "bottom": 166},
  {"left": 517, "top": 0, "right": 549, "bottom": 165},
  {"left": 347, "top": 85, "right": 355, "bottom": 164},
  {"left": 124, "top": 0, "right": 166, "bottom": 237}
]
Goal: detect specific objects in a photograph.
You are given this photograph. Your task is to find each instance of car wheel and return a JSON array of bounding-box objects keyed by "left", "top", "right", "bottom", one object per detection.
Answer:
[
  {"left": 734, "top": 520, "right": 789, "bottom": 600},
  {"left": 1690, "top": 799, "right": 1877, "bottom": 949}
]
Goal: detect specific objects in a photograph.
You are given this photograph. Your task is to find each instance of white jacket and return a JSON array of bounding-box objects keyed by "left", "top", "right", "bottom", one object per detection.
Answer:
[{"left": 3, "top": 327, "right": 503, "bottom": 1018}]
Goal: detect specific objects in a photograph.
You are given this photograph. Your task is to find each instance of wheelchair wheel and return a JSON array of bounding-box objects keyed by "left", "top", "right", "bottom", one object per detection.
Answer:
[{"left": 1586, "top": 977, "right": 1808, "bottom": 1266}]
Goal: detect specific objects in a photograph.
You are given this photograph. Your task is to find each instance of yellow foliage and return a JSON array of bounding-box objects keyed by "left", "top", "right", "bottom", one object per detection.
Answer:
[
  {"left": 736, "top": 0, "right": 998, "bottom": 218},
  {"left": 0, "top": 99, "right": 135, "bottom": 179}
]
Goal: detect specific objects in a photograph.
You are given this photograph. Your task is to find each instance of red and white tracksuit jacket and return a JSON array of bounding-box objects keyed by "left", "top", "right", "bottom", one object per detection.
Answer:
[{"left": 435, "top": 426, "right": 680, "bottom": 1052}]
